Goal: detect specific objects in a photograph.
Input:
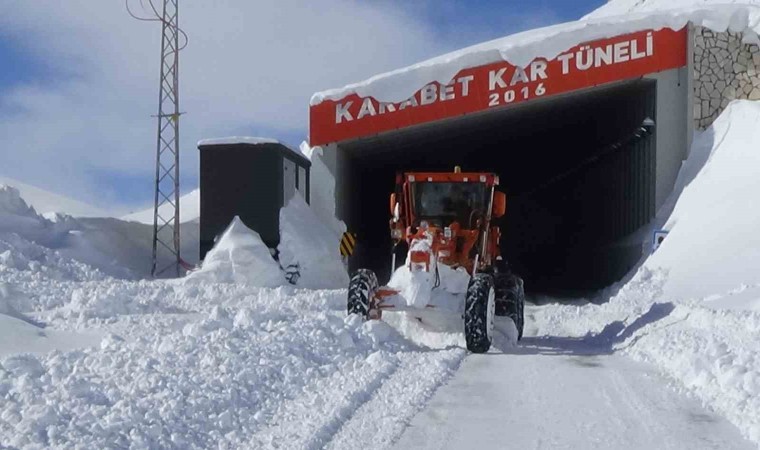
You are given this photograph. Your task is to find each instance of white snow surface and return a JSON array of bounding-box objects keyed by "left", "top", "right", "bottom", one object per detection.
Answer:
[
  {"left": 589, "top": 0, "right": 760, "bottom": 19},
  {"left": 196, "top": 136, "right": 279, "bottom": 147},
  {"left": 4, "top": 101, "right": 760, "bottom": 447},
  {"left": 0, "top": 176, "right": 109, "bottom": 218},
  {"left": 121, "top": 188, "right": 200, "bottom": 225},
  {"left": 645, "top": 100, "right": 760, "bottom": 304},
  {"left": 396, "top": 334, "right": 755, "bottom": 449},
  {"left": 305, "top": 145, "right": 348, "bottom": 238},
  {"left": 186, "top": 216, "right": 284, "bottom": 287},
  {"left": 510, "top": 101, "right": 760, "bottom": 446},
  {"left": 0, "top": 184, "right": 198, "bottom": 280},
  {"left": 278, "top": 192, "right": 349, "bottom": 289},
  {"left": 311, "top": 4, "right": 760, "bottom": 107}
]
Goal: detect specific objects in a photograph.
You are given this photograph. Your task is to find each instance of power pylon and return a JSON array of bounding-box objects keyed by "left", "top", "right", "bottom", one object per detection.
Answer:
[
  {"left": 128, "top": 0, "right": 186, "bottom": 277},
  {"left": 151, "top": 0, "right": 182, "bottom": 277}
]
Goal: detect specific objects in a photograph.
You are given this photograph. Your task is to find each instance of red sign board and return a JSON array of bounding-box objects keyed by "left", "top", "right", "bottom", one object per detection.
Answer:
[{"left": 309, "top": 28, "right": 687, "bottom": 146}]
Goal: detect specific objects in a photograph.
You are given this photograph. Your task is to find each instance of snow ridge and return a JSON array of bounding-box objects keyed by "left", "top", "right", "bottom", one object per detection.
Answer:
[{"left": 312, "top": 5, "right": 760, "bottom": 106}]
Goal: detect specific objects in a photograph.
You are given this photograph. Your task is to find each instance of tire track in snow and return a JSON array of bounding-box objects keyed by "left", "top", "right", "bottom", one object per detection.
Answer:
[
  {"left": 249, "top": 347, "right": 465, "bottom": 450},
  {"left": 325, "top": 348, "right": 466, "bottom": 450},
  {"left": 250, "top": 351, "right": 402, "bottom": 449}
]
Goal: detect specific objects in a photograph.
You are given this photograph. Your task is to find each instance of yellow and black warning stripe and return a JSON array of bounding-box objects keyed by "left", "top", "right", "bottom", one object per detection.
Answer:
[{"left": 340, "top": 232, "right": 357, "bottom": 257}]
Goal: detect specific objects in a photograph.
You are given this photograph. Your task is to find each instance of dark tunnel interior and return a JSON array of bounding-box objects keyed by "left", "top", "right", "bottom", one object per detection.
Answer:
[{"left": 338, "top": 79, "right": 658, "bottom": 295}]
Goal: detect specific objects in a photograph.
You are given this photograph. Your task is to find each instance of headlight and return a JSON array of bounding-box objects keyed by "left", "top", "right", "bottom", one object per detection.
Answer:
[
  {"left": 391, "top": 228, "right": 403, "bottom": 239},
  {"left": 444, "top": 227, "right": 452, "bottom": 239},
  {"left": 420, "top": 220, "right": 429, "bottom": 230}
]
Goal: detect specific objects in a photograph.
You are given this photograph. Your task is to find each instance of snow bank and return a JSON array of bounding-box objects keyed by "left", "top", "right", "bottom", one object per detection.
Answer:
[
  {"left": 0, "top": 185, "right": 37, "bottom": 218},
  {"left": 278, "top": 193, "right": 349, "bottom": 289},
  {"left": 0, "top": 186, "right": 61, "bottom": 246},
  {"left": 0, "top": 314, "right": 101, "bottom": 357},
  {"left": 533, "top": 101, "right": 760, "bottom": 445},
  {"left": 0, "top": 286, "right": 464, "bottom": 449},
  {"left": 0, "top": 184, "right": 199, "bottom": 280},
  {"left": 298, "top": 143, "right": 347, "bottom": 239},
  {"left": 187, "top": 217, "right": 284, "bottom": 287},
  {"left": 0, "top": 176, "right": 109, "bottom": 218},
  {"left": 588, "top": 0, "right": 760, "bottom": 19},
  {"left": 311, "top": 5, "right": 760, "bottom": 106},
  {"left": 0, "top": 315, "right": 48, "bottom": 357},
  {"left": 646, "top": 100, "right": 760, "bottom": 305}
]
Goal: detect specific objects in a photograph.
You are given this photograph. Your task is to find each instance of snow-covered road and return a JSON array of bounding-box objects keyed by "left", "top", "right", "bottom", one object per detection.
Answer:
[{"left": 395, "top": 308, "right": 755, "bottom": 450}]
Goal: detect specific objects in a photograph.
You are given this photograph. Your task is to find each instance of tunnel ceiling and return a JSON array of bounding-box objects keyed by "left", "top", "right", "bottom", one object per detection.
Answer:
[{"left": 338, "top": 78, "right": 658, "bottom": 295}]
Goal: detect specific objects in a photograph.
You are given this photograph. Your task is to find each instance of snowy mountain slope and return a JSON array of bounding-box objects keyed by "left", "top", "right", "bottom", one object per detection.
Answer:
[
  {"left": 588, "top": 0, "right": 760, "bottom": 19},
  {"left": 0, "top": 176, "right": 109, "bottom": 218},
  {"left": 121, "top": 188, "right": 200, "bottom": 224},
  {"left": 0, "top": 186, "right": 198, "bottom": 281},
  {"left": 312, "top": 5, "right": 760, "bottom": 108}
]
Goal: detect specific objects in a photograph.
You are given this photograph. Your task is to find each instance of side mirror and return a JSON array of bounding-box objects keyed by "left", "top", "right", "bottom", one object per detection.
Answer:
[
  {"left": 390, "top": 193, "right": 400, "bottom": 221},
  {"left": 493, "top": 191, "right": 506, "bottom": 218}
]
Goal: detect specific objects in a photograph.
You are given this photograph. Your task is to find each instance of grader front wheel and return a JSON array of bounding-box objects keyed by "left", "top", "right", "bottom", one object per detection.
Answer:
[
  {"left": 464, "top": 273, "right": 496, "bottom": 353},
  {"left": 347, "top": 269, "right": 379, "bottom": 320}
]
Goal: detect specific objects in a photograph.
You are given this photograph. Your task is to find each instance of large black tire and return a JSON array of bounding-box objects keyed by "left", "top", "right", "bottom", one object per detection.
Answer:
[
  {"left": 464, "top": 273, "right": 496, "bottom": 353},
  {"left": 347, "top": 269, "right": 378, "bottom": 320},
  {"left": 495, "top": 273, "right": 525, "bottom": 340}
]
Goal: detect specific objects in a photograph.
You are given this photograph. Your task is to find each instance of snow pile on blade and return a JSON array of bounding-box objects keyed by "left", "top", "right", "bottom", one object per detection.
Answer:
[
  {"left": 278, "top": 193, "right": 349, "bottom": 289},
  {"left": 533, "top": 100, "right": 760, "bottom": 444},
  {"left": 311, "top": 5, "right": 760, "bottom": 107},
  {"left": 187, "top": 216, "right": 284, "bottom": 287}
]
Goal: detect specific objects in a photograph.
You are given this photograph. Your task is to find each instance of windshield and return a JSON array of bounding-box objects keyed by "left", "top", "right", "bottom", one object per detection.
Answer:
[{"left": 411, "top": 182, "right": 488, "bottom": 227}]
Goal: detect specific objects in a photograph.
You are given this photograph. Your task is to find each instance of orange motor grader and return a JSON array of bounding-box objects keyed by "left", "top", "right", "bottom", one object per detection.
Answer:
[{"left": 347, "top": 167, "right": 525, "bottom": 353}]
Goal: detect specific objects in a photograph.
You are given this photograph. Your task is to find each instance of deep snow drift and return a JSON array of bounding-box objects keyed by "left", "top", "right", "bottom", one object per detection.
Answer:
[
  {"left": 645, "top": 100, "right": 760, "bottom": 306},
  {"left": 531, "top": 100, "right": 760, "bottom": 444},
  {"left": 0, "top": 222, "right": 462, "bottom": 448}
]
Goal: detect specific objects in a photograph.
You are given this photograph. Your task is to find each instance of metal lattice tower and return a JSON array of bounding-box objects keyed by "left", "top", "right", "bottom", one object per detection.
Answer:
[{"left": 150, "top": 0, "right": 182, "bottom": 277}]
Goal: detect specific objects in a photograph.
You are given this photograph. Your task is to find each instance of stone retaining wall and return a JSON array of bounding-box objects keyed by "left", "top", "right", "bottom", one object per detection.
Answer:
[{"left": 693, "top": 26, "right": 760, "bottom": 129}]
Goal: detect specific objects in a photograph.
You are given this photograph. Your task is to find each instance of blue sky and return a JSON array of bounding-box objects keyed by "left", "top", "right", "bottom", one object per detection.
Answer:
[{"left": 0, "top": 0, "right": 604, "bottom": 213}]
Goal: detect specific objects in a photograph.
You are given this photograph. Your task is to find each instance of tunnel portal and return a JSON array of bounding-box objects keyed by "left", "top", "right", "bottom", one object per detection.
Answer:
[{"left": 337, "top": 79, "right": 658, "bottom": 294}]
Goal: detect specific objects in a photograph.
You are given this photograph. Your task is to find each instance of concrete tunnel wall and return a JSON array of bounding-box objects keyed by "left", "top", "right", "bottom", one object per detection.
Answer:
[{"left": 312, "top": 67, "right": 689, "bottom": 295}]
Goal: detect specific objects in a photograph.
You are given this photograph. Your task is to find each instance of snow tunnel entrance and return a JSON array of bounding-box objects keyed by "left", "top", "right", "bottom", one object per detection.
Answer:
[{"left": 337, "top": 78, "right": 658, "bottom": 295}]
